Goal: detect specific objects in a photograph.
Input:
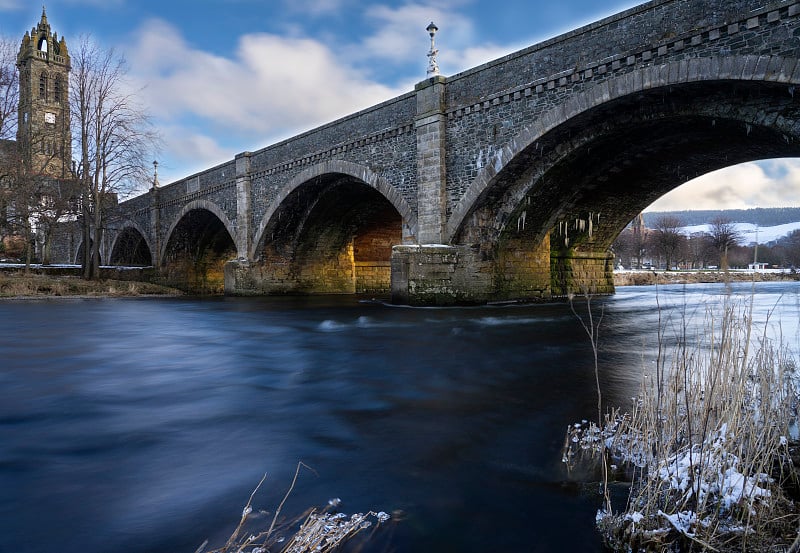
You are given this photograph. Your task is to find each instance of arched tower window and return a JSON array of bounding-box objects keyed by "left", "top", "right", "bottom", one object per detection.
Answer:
[
  {"left": 38, "top": 37, "right": 48, "bottom": 53},
  {"left": 54, "top": 76, "right": 62, "bottom": 103},
  {"left": 39, "top": 72, "right": 48, "bottom": 100}
]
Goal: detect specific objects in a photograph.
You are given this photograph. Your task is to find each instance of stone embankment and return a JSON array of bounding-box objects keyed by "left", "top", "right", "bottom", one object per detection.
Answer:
[{"left": 614, "top": 270, "right": 799, "bottom": 286}]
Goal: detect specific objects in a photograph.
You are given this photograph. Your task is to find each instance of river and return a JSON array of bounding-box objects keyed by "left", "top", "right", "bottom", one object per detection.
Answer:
[{"left": 1, "top": 281, "right": 798, "bottom": 553}]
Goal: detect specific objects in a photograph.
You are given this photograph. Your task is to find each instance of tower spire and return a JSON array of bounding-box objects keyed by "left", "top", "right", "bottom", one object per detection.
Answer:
[{"left": 17, "top": 6, "right": 72, "bottom": 179}]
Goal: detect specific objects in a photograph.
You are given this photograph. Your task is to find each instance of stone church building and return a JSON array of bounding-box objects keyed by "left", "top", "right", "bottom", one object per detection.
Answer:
[{"left": 1, "top": 7, "right": 77, "bottom": 262}]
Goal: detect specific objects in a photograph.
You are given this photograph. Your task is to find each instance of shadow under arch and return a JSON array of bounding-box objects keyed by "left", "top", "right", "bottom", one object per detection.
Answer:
[
  {"left": 243, "top": 160, "right": 412, "bottom": 295},
  {"left": 250, "top": 160, "right": 416, "bottom": 260},
  {"left": 109, "top": 221, "right": 154, "bottom": 266},
  {"left": 161, "top": 200, "right": 238, "bottom": 293},
  {"left": 446, "top": 54, "right": 800, "bottom": 247},
  {"left": 161, "top": 199, "right": 238, "bottom": 263}
]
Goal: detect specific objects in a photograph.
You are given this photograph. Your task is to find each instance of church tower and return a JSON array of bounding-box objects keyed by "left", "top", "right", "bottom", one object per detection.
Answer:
[{"left": 16, "top": 7, "right": 71, "bottom": 179}]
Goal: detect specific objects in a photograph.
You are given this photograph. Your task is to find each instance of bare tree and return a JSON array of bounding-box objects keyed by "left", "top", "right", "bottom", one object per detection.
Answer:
[
  {"left": 0, "top": 122, "right": 79, "bottom": 268},
  {"left": 612, "top": 227, "right": 634, "bottom": 269},
  {"left": 0, "top": 35, "right": 17, "bottom": 142},
  {"left": 0, "top": 35, "right": 19, "bottom": 252},
  {"left": 783, "top": 229, "right": 800, "bottom": 269},
  {"left": 631, "top": 216, "right": 650, "bottom": 270},
  {"left": 71, "top": 36, "right": 157, "bottom": 279},
  {"left": 651, "top": 215, "right": 685, "bottom": 270},
  {"left": 33, "top": 176, "right": 80, "bottom": 264},
  {"left": 685, "top": 232, "right": 713, "bottom": 269},
  {"left": 707, "top": 217, "right": 742, "bottom": 271}
]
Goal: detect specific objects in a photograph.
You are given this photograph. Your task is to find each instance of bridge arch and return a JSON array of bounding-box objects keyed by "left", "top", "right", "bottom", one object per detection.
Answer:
[
  {"left": 447, "top": 55, "right": 800, "bottom": 248},
  {"left": 74, "top": 241, "right": 101, "bottom": 266},
  {"left": 109, "top": 221, "right": 154, "bottom": 266},
  {"left": 250, "top": 160, "right": 416, "bottom": 259},
  {"left": 248, "top": 160, "right": 414, "bottom": 294},
  {"left": 162, "top": 199, "right": 238, "bottom": 262},
  {"left": 161, "top": 199, "right": 238, "bottom": 293}
]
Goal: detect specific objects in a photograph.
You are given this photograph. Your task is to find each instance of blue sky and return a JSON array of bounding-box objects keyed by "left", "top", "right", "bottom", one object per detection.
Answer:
[{"left": 2, "top": 0, "right": 799, "bottom": 211}]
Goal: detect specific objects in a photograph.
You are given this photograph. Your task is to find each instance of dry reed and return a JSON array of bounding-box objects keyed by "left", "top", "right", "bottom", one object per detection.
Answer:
[
  {"left": 564, "top": 298, "right": 800, "bottom": 552},
  {"left": 201, "top": 463, "right": 393, "bottom": 553}
]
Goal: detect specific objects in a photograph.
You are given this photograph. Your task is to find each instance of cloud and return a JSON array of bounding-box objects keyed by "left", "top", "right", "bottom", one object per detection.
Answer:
[
  {"left": 0, "top": 0, "right": 22, "bottom": 10},
  {"left": 358, "top": 4, "right": 474, "bottom": 66},
  {"left": 154, "top": 125, "right": 232, "bottom": 185},
  {"left": 647, "top": 160, "right": 800, "bottom": 211},
  {"left": 361, "top": 5, "right": 429, "bottom": 63},
  {"left": 130, "top": 19, "right": 401, "bottom": 132},
  {"left": 125, "top": 19, "right": 404, "bottom": 181}
]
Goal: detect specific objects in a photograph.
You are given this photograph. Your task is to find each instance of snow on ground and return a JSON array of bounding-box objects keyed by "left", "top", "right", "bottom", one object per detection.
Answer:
[{"left": 682, "top": 221, "right": 800, "bottom": 244}]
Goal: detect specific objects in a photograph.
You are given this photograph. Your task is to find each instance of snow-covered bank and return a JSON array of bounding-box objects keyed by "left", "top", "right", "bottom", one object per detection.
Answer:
[{"left": 614, "top": 269, "right": 799, "bottom": 287}]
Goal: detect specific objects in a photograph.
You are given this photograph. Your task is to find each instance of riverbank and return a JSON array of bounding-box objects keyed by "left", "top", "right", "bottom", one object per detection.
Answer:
[
  {"left": 0, "top": 271, "right": 183, "bottom": 298},
  {"left": 2, "top": 265, "right": 797, "bottom": 298},
  {"left": 614, "top": 269, "right": 799, "bottom": 287}
]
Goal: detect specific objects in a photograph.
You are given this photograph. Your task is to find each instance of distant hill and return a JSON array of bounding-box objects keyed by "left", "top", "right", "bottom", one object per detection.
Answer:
[
  {"left": 642, "top": 207, "right": 800, "bottom": 227},
  {"left": 681, "top": 221, "right": 800, "bottom": 244}
]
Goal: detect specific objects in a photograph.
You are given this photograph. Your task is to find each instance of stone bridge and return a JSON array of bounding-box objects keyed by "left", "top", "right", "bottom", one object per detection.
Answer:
[{"left": 88, "top": 0, "right": 800, "bottom": 304}]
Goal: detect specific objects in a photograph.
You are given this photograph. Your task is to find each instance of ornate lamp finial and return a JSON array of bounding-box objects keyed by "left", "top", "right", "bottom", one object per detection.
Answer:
[
  {"left": 426, "top": 21, "right": 439, "bottom": 77},
  {"left": 152, "top": 160, "right": 159, "bottom": 188}
]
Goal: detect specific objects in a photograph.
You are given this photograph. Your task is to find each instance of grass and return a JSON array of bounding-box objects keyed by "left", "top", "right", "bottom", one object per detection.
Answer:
[
  {"left": 0, "top": 272, "right": 182, "bottom": 297},
  {"left": 563, "top": 297, "right": 800, "bottom": 552}
]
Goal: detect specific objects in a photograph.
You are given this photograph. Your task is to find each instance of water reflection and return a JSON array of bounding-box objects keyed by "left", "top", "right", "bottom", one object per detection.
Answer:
[{"left": 0, "top": 282, "right": 797, "bottom": 552}]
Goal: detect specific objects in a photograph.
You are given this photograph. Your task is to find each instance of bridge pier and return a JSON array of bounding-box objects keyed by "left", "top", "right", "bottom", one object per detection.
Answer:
[
  {"left": 390, "top": 239, "right": 554, "bottom": 306},
  {"left": 550, "top": 250, "right": 615, "bottom": 298},
  {"left": 390, "top": 239, "right": 615, "bottom": 306}
]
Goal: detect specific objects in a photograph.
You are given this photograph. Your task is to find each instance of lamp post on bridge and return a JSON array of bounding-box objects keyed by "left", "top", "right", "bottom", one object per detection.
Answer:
[
  {"left": 426, "top": 21, "right": 440, "bottom": 77},
  {"left": 150, "top": 160, "right": 161, "bottom": 267}
]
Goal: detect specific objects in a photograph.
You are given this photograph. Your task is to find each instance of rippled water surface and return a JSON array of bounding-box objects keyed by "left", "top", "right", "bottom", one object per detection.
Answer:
[{"left": 1, "top": 282, "right": 798, "bottom": 552}]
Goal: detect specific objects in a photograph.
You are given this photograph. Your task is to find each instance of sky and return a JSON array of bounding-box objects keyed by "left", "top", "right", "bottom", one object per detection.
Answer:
[{"left": 2, "top": 0, "right": 799, "bottom": 211}]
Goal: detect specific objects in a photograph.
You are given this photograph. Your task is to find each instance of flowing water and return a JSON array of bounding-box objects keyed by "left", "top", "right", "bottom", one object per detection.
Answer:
[{"left": 1, "top": 281, "right": 799, "bottom": 553}]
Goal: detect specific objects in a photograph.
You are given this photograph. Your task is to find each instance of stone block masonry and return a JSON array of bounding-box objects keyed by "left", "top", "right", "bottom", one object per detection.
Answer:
[
  {"left": 390, "top": 238, "right": 552, "bottom": 305},
  {"left": 551, "top": 251, "right": 615, "bottom": 298}
]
